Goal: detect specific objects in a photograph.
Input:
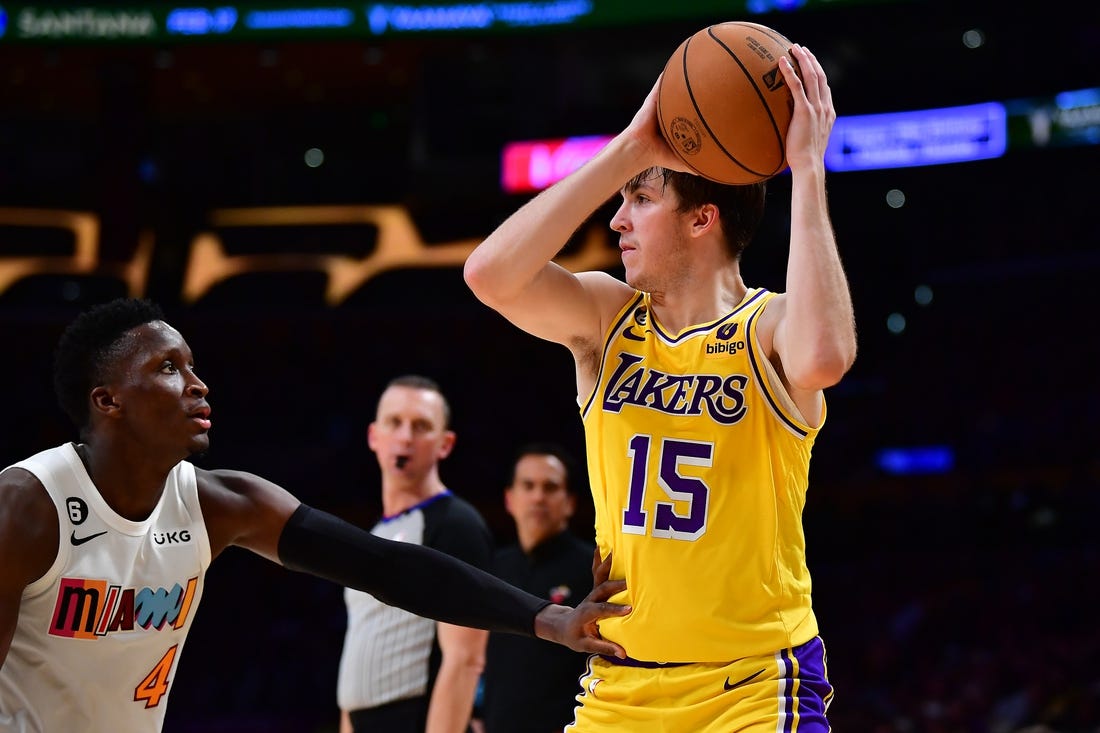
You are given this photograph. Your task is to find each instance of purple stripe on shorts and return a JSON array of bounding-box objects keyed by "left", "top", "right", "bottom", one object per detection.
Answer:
[
  {"left": 789, "top": 636, "right": 833, "bottom": 732},
  {"left": 781, "top": 646, "right": 796, "bottom": 733}
]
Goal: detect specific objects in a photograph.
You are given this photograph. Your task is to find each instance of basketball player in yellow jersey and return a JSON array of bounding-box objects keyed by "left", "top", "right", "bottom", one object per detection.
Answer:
[{"left": 465, "top": 43, "right": 856, "bottom": 732}]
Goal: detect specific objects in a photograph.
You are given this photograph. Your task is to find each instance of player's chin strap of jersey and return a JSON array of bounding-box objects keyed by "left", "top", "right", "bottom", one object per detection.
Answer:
[{"left": 278, "top": 503, "right": 550, "bottom": 636}]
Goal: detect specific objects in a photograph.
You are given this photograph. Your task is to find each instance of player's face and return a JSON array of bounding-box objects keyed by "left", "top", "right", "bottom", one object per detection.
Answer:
[
  {"left": 610, "top": 177, "right": 695, "bottom": 293},
  {"left": 368, "top": 386, "right": 454, "bottom": 479},
  {"left": 102, "top": 322, "right": 212, "bottom": 459},
  {"left": 505, "top": 454, "right": 574, "bottom": 546}
]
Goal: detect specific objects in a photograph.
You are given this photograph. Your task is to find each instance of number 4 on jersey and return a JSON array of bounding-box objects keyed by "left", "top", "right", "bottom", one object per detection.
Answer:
[{"left": 134, "top": 645, "right": 178, "bottom": 708}]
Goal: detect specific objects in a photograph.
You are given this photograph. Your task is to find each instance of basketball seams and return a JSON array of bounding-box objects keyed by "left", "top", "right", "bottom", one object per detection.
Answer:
[
  {"left": 657, "top": 20, "right": 795, "bottom": 184},
  {"left": 727, "top": 21, "right": 796, "bottom": 156},
  {"left": 726, "top": 20, "right": 798, "bottom": 139},
  {"left": 655, "top": 38, "right": 708, "bottom": 178},
  {"left": 705, "top": 24, "right": 786, "bottom": 177},
  {"left": 673, "top": 34, "right": 714, "bottom": 179},
  {"left": 681, "top": 31, "right": 766, "bottom": 180}
]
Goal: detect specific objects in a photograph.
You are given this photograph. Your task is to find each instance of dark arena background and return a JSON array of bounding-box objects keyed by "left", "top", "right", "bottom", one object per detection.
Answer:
[{"left": 1, "top": 1, "right": 1098, "bottom": 730}]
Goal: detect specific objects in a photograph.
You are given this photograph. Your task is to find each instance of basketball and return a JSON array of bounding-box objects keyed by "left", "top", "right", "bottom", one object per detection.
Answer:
[{"left": 657, "top": 21, "right": 798, "bottom": 185}]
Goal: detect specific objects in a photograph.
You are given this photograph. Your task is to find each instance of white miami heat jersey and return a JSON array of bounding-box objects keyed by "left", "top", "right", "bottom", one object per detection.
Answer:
[{"left": 0, "top": 443, "right": 210, "bottom": 733}]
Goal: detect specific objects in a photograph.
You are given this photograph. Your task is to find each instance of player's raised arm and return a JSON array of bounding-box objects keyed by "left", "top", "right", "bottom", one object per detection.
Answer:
[
  {"left": 766, "top": 45, "right": 856, "bottom": 393},
  {"left": 463, "top": 79, "right": 681, "bottom": 353}
]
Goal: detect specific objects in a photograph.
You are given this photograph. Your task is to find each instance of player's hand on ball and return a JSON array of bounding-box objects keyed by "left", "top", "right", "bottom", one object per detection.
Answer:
[
  {"left": 781, "top": 44, "right": 836, "bottom": 174},
  {"left": 623, "top": 75, "right": 692, "bottom": 174}
]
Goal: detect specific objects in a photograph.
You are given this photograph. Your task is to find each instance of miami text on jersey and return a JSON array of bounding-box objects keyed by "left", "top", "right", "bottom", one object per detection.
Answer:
[{"left": 49, "top": 576, "right": 199, "bottom": 639}]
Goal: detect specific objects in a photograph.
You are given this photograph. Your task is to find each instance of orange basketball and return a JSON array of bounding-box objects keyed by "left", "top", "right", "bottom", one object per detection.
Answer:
[{"left": 657, "top": 21, "right": 797, "bottom": 185}]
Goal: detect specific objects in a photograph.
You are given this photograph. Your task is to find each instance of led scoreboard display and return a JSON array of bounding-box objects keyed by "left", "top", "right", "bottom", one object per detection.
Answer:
[{"left": 0, "top": 0, "right": 899, "bottom": 42}]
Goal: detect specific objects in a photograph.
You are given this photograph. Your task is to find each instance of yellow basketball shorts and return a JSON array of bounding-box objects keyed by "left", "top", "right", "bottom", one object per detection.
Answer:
[{"left": 566, "top": 636, "right": 833, "bottom": 732}]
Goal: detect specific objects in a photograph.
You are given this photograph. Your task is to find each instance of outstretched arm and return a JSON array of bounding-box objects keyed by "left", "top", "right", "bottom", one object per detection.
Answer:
[
  {"left": 278, "top": 504, "right": 627, "bottom": 654},
  {"left": 198, "top": 471, "right": 629, "bottom": 655},
  {"left": 463, "top": 78, "right": 683, "bottom": 355}
]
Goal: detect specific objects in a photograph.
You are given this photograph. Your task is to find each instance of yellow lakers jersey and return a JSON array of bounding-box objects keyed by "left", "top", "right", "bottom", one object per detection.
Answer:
[{"left": 581, "top": 288, "right": 821, "bottom": 663}]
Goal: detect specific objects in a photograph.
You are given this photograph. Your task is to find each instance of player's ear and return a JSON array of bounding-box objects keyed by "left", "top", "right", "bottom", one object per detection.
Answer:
[
  {"left": 690, "top": 203, "right": 720, "bottom": 237},
  {"left": 90, "top": 386, "right": 120, "bottom": 418}
]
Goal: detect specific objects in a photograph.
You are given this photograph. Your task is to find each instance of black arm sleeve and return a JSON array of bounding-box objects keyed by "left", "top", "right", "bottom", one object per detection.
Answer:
[{"left": 277, "top": 504, "right": 551, "bottom": 636}]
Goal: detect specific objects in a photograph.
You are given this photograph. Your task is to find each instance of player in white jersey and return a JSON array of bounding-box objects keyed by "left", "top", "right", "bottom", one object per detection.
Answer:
[
  {"left": 465, "top": 44, "right": 856, "bottom": 730},
  {"left": 0, "top": 298, "right": 630, "bottom": 733}
]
